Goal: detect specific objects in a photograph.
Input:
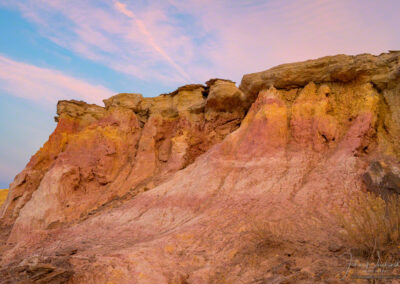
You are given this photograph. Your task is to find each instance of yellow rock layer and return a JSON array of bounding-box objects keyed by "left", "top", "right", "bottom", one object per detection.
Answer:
[{"left": 0, "top": 189, "right": 8, "bottom": 206}]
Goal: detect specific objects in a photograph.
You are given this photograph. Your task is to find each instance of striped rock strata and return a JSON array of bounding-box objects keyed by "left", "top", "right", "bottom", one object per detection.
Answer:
[{"left": 1, "top": 52, "right": 400, "bottom": 283}]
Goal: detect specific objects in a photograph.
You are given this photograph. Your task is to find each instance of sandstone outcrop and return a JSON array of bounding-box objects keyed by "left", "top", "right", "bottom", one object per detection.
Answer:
[
  {"left": 1, "top": 80, "right": 247, "bottom": 232},
  {"left": 241, "top": 51, "right": 400, "bottom": 155},
  {"left": 1, "top": 52, "right": 399, "bottom": 283}
]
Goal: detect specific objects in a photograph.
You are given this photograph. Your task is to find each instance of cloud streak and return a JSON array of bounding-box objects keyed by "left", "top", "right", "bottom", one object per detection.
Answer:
[
  {"left": 114, "top": 1, "right": 190, "bottom": 81},
  {"left": 1, "top": 0, "right": 399, "bottom": 86},
  {"left": 0, "top": 55, "right": 114, "bottom": 106}
]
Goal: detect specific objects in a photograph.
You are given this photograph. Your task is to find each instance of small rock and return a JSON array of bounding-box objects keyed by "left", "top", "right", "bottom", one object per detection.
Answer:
[
  {"left": 55, "top": 247, "right": 78, "bottom": 256},
  {"left": 362, "top": 159, "right": 400, "bottom": 199},
  {"left": 328, "top": 244, "right": 343, "bottom": 252}
]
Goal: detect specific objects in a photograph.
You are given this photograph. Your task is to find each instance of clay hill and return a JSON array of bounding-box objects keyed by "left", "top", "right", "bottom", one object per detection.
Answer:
[{"left": 1, "top": 51, "right": 400, "bottom": 283}]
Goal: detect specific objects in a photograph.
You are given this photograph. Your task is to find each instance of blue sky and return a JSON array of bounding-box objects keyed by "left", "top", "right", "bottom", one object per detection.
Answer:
[{"left": 0, "top": 0, "right": 399, "bottom": 188}]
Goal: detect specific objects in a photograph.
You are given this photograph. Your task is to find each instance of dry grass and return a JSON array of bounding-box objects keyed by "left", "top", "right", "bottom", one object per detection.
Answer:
[
  {"left": 245, "top": 216, "right": 297, "bottom": 253},
  {"left": 337, "top": 192, "right": 400, "bottom": 259},
  {"left": 249, "top": 220, "right": 283, "bottom": 247},
  {"left": 0, "top": 189, "right": 8, "bottom": 206}
]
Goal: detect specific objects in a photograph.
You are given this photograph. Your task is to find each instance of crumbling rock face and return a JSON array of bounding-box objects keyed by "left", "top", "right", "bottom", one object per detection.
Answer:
[
  {"left": 1, "top": 52, "right": 400, "bottom": 283},
  {"left": 363, "top": 159, "right": 400, "bottom": 199},
  {"left": 1, "top": 79, "right": 247, "bottom": 237},
  {"left": 240, "top": 51, "right": 400, "bottom": 96},
  {"left": 240, "top": 51, "right": 400, "bottom": 155},
  {"left": 206, "top": 79, "right": 249, "bottom": 113},
  {"left": 0, "top": 254, "right": 74, "bottom": 283}
]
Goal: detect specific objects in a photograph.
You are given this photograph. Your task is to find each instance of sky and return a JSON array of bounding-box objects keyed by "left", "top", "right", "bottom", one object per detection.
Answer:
[{"left": 0, "top": 0, "right": 399, "bottom": 188}]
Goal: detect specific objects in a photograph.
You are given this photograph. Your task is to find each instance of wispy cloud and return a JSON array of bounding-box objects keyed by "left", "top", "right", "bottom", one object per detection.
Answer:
[
  {"left": 0, "top": 0, "right": 199, "bottom": 84},
  {"left": 0, "top": 55, "right": 114, "bottom": 106},
  {"left": 114, "top": 1, "right": 190, "bottom": 81},
  {"left": 1, "top": 0, "right": 399, "bottom": 86}
]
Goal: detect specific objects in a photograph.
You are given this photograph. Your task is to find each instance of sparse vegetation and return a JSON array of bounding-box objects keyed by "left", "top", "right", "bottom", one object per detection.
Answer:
[
  {"left": 337, "top": 192, "right": 400, "bottom": 259},
  {"left": 248, "top": 219, "right": 285, "bottom": 250}
]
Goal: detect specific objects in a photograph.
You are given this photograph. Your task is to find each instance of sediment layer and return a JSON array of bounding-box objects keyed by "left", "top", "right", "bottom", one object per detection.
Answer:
[{"left": 1, "top": 52, "right": 399, "bottom": 283}]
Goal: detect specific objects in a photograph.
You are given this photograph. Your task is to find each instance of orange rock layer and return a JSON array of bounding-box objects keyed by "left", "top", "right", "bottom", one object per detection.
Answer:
[{"left": 0, "top": 190, "right": 7, "bottom": 207}]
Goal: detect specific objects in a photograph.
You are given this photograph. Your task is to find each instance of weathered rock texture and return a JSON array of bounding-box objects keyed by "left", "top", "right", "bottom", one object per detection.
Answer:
[
  {"left": 1, "top": 80, "right": 246, "bottom": 232},
  {"left": 0, "top": 190, "right": 7, "bottom": 207},
  {"left": 1, "top": 52, "right": 400, "bottom": 283}
]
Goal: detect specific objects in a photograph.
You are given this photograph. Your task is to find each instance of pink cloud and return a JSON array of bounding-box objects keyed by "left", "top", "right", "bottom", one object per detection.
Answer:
[
  {"left": 1, "top": 0, "right": 398, "bottom": 87},
  {"left": 168, "top": 0, "right": 397, "bottom": 81},
  {"left": 1, "top": 0, "right": 196, "bottom": 84},
  {"left": 0, "top": 55, "right": 114, "bottom": 106},
  {"left": 114, "top": 1, "right": 191, "bottom": 81}
]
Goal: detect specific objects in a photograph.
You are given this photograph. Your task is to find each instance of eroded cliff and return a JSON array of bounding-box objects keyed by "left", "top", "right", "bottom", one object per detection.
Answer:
[
  {"left": 1, "top": 79, "right": 248, "bottom": 231},
  {"left": 0, "top": 52, "right": 399, "bottom": 283}
]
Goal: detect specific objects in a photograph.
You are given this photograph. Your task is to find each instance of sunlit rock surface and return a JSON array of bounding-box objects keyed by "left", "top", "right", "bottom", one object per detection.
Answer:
[
  {"left": 0, "top": 190, "right": 7, "bottom": 207},
  {"left": 1, "top": 52, "right": 400, "bottom": 283}
]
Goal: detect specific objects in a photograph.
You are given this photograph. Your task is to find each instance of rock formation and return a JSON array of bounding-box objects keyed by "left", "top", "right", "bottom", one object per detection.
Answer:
[
  {"left": 0, "top": 190, "right": 7, "bottom": 207},
  {"left": 1, "top": 52, "right": 400, "bottom": 283}
]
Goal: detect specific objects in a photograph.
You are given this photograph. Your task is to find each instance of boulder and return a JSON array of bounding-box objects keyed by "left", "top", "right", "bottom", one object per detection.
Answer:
[{"left": 363, "top": 160, "right": 400, "bottom": 199}]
